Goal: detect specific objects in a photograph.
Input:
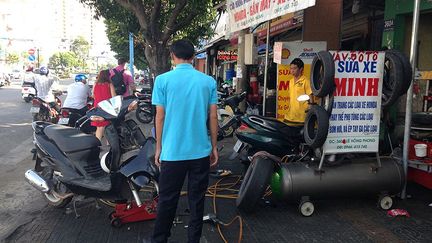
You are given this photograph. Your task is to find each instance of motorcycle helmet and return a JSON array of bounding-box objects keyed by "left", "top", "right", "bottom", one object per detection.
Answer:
[
  {"left": 75, "top": 74, "right": 88, "bottom": 82},
  {"left": 39, "top": 66, "right": 49, "bottom": 75}
]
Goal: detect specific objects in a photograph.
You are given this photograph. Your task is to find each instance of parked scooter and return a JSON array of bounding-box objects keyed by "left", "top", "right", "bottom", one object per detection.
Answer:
[
  {"left": 135, "top": 90, "right": 153, "bottom": 124},
  {"left": 218, "top": 91, "right": 246, "bottom": 137},
  {"left": 230, "top": 94, "right": 340, "bottom": 169},
  {"left": 25, "top": 96, "right": 158, "bottom": 213},
  {"left": 30, "top": 90, "right": 63, "bottom": 123},
  {"left": 232, "top": 113, "right": 304, "bottom": 159},
  {"left": 21, "top": 81, "right": 37, "bottom": 103}
]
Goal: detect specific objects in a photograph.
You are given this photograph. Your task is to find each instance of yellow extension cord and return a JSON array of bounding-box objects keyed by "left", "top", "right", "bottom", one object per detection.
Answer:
[{"left": 101, "top": 175, "right": 254, "bottom": 243}]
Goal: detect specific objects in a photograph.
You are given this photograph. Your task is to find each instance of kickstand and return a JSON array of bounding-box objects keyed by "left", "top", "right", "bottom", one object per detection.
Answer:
[
  {"left": 72, "top": 199, "right": 80, "bottom": 218},
  {"left": 66, "top": 196, "right": 84, "bottom": 219},
  {"left": 95, "top": 199, "right": 101, "bottom": 210}
]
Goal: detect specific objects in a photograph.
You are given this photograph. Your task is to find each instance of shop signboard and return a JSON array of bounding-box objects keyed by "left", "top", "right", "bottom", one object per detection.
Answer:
[
  {"left": 275, "top": 41, "right": 326, "bottom": 121},
  {"left": 254, "top": 12, "right": 303, "bottom": 39},
  {"left": 226, "top": 0, "right": 315, "bottom": 33},
  {"left": 217, "top": 50, "right": 238, "bottom": 61},
  {"left": 323, "top": 51, "right": 385, "bottom": 154}
]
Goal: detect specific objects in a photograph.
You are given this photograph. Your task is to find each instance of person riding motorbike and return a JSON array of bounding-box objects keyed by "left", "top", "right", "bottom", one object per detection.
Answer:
[
  {"left": 62, "top": 74, "right": 92, "bottom": 116},
  {"left": 34, "top": 66, "right": 59, "bottom": 108},
  {"left": 22, "top": 66, "right": 35, "bottom": 87}
]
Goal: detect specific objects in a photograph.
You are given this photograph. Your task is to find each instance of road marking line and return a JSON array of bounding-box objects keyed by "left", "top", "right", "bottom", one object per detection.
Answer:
[{"left": 0, "top": 137, "right": 33, "bottom": 165}]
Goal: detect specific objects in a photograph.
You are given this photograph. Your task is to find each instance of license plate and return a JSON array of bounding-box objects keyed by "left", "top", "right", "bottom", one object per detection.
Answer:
[
  {"left": 30, "top": 107, "right": 40, "bottom": 113},
  {"left": 58, "top": 117, "right": 69, "bottom": 125},
  {"left": 233, "top": 140, "right": 243, "bottom": 153}
]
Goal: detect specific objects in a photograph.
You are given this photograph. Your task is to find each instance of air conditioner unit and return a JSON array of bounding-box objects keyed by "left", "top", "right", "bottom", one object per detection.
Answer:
[{"left": 245, "top": 33, "right": 257, "bottom": 65}]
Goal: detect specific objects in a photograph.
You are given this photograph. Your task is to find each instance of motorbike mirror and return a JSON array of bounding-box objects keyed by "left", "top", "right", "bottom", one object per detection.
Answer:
[{"left": 297, "top": 94, "right": 310, "bottom": 102}]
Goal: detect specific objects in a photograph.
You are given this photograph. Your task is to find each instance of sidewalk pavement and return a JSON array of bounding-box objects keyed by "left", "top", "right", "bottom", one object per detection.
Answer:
[{"left": 4, "top": 135, "right": 432, "bottom": 243}]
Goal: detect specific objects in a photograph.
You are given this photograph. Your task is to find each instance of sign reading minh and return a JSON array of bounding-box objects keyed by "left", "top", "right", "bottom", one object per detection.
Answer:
[{"left": 226, "top": 0, "right": 315, "bottom": 33}]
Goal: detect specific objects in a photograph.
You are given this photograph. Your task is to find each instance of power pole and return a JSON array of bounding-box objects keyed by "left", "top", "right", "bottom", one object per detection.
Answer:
[
  {"left": 37, "top": 48, "right": 40, "bottom": 68},
  {"left": 237, "top": 29, "right": 247, "bottom": 111}
]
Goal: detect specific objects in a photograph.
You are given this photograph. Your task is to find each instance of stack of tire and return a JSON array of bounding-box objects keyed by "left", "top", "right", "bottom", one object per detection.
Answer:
[
  {"left": 304, "top": 51, "right": 335, "bottom": 149},
  {"left": 381, "top": 50, "right": 413, "bottom": 107}
]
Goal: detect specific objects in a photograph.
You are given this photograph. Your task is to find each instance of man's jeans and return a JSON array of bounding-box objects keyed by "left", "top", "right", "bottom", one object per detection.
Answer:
[{"left": 152, "top": 156, "right": 210, "bottom": 243}]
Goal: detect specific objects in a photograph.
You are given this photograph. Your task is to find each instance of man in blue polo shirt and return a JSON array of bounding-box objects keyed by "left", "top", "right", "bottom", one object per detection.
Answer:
[{"left": 151, "top": 39, "right": 218, "bottom": 243}]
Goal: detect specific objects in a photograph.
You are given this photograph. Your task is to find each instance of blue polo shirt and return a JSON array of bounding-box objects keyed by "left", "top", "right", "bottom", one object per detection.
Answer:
[{"left": 152, "top": 63, "right": 217, "bottom": 161}]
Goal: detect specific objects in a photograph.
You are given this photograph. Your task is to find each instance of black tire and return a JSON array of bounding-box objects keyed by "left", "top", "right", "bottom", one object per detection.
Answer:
[
  {"left": 111, "top": 218, "right": 122, "bottom": 228},
  {"left": 304, "top": 105, "right": 329, "bottom": 148},
  {"left": 24, "top": 97, "right": 31, "bottom": 103},
  {"left": 319, "top": 93, "right": 334, "bottom": 116},
  {"left": 386, "top": 50, "right": 412, "bottom": 96},
  {"left": 135, "top": 105, "right": 153, "bottom": 124},
  {"left": 310, "top": 51, "right": 335, "bottom": 97},
  {"left": 382, "top": 52, "right": 405, "bottom": 107},
  {"left": 412, "top": 112, "right": 432, "bottom": 125},
  {"left": 236, "top": 156, "right": 274, "bottom": 213}
]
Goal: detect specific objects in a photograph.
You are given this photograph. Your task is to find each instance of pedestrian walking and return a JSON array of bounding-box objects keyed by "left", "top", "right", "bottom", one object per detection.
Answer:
[
  {"left": 110, "top": 57, "right": 136, "bottom": 96},
  {"left": 92, "top": 69, "right": 116, "bottom": 141},
  {"left": 150, "top": 39, "right": 219, "bottom": 243}
]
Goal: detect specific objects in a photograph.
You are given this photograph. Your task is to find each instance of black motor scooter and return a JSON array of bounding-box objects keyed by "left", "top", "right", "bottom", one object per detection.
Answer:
[
  {"left": 232, "top": 114, "right": 304, "bottom": 159},
  {"left": 230, "top": 95, "right": 342, "bottom": 169},
  {"left": 25, "top": 96, "right": 159, "bottom": 212}
]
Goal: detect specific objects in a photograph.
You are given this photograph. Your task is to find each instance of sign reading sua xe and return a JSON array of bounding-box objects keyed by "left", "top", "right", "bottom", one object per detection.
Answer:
[{"left": 323, "top": 51, "right": 385, "bottom": 154}]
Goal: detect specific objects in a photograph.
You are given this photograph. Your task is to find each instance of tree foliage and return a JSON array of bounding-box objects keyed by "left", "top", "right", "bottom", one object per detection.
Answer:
[
  {"left": 70, "top": 36, "right": 90, "bottom": 69},
  {"left": 104, "top": 18, "right": 148, "bottom": 70},
  {"left": 6, "top": 53, "right": 20, "bottom": 65},
  {"left": 48, "top": 52, "right": 78, "bottom": 70},
  {"left": 80, "top": 0, "right": 219, "bottom": 75}
]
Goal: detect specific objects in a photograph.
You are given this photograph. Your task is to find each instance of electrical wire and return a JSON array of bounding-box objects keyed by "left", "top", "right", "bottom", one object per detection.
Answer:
[
  {"left": 101, "top": 174, "right": 245, "bottom": 242},
  {"left": 211, "top": 176, "right": 243, "bottom": 243}
]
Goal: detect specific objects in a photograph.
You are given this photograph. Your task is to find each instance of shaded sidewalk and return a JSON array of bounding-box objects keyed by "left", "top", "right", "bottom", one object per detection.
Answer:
[{"left": 4, "top": 137, "right": 432, "bottom": 243}]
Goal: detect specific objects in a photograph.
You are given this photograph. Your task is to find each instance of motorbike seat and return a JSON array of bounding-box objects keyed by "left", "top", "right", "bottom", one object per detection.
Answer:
[
  {"left": 61, "top": 174, "right": 111, "bottom": 192},
  {"left": 45, "top": 124, "right": 101, "bottom": 153},
  {"left": 248, "top": 115, "right": 303, "bottom": 138}
]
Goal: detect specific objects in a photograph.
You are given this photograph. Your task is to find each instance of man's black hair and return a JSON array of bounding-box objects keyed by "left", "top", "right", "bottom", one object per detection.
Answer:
[
  {"left": 118, "top": 57, "right": 128, "bottom": 65},
  {"left": 290, "top": 58, "right": 304, "bottom": 69},
  {"left": 170, "top": 39, "right": 195, "bottom": 60}
]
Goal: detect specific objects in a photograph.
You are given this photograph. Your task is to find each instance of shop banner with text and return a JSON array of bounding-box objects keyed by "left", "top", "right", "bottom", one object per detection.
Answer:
[
  {"left": 226, "top": 0, "right": 315, "bottom": 33},
  {"left": 323, "top": 51, "right": 384, "bottom": 154},
  {"left": 276, "top": 41, "right": 326, "bottom": 121}
]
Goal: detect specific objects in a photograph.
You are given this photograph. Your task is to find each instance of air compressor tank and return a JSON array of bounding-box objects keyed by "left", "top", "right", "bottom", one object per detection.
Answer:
[{"left": 271, "top": 157, "right": 405, "bottom": 201}]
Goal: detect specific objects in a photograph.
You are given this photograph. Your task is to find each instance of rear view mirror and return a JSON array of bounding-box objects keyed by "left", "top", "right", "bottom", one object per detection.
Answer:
[{"left": 297, "top": 94, "right": 310, "bottom": 102}]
